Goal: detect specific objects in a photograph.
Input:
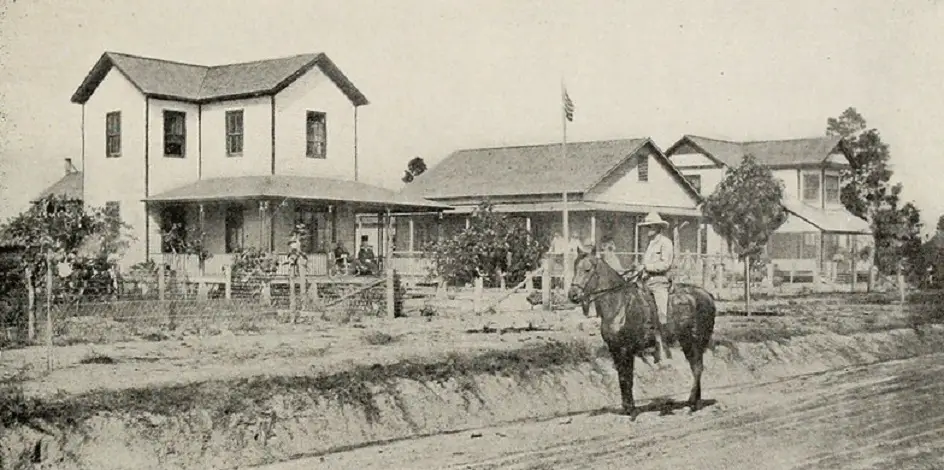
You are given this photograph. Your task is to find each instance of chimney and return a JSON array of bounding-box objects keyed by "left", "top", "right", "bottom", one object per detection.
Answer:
[{"left": 64, "top": 158, "right": 75, "bottom": 175}]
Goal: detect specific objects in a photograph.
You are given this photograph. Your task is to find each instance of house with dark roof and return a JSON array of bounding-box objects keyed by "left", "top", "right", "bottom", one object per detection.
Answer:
[
  {"left": 395, "top": 138, "right": 706, "bottom": 279},
  {"left": 664, "top": 135, "right": 872, "bottom": 283},
  {"left": 70, "top": 51, "right": 447, "bottom": 276}
]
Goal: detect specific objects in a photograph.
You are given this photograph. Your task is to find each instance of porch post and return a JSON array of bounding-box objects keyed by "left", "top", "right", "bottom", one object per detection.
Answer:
[
  {"left": 384, "top": 209, "right": 395, "bottom": 318},
  {"left": 330, "top": 204, "right": 337, "bottom": 244},
  {"left": 526, "top": 216, "right": 532, "bottom": 243},
  {"left": 408, "top": 217, "right": 415, "bottom": 252},
  {"left": 199, "top": 204, "right": 206, "bottom": 275},
  {"left": 850, "top": 234, "right": 858, "bottom": 292},
  {"left": 258, "top": 201, "right": 266, "bottom": 252},
  {"left": 465, "top": 217, "right": 470, "bottom": 230},
  {"left": 437, "top": 212, "right": 443, "bottom": 242},
  {"left": 590, "top": 212, "right": 596, "bottom": 246},
  {"left": 376, "top": 212, "right": 383, "bottom": 258},
  {"left": 633, "top": 215, "right": 641, "bottom": 263},
  {"left": 696, "top": 221, "right": 703, "bottom": 254}
]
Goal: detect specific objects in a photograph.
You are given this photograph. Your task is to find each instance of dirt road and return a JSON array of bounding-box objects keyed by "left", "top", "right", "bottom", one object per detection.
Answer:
[{"left": 258, "top": 353, "right": 944, "bottom": 470}]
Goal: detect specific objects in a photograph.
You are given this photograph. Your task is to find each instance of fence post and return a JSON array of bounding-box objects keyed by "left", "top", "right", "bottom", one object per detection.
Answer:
[
  {"left": 45, "top": 253, "right": 53, "bottom": 372},
  {"left": 158, "top": 262, "right": 166, "bottom": 302},
  {"left": 542, "top": 258, "right": 551, "bottom": 310},
  {"left": 197, "top": 279, "right": 208, "bottom": 301},
  {"left": 223, "top": 265, "right": 232, "bottom": 300},
  {"left": 288, "top": 267, "right": 296, "bottom": 312},
  {"left": 766, "top": 262, "right": 775, "bottom": 289},
  {"left": 473, "top": 276, "right": 484, "bottom": 313},
  {"left": 25, "top": 266, "right": 35, "bottom": 341}
]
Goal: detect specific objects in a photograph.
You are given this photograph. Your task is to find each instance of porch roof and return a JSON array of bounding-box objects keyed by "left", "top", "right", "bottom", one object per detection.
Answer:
[
  {"left": 782, "top": 199, "right": 872, "bottom": 235},
  {"left": 143, "top": 175, "right": 452, "bottom": 212},
  {"left": 445, "top": 200, "right": 701, "bottom": 217}
]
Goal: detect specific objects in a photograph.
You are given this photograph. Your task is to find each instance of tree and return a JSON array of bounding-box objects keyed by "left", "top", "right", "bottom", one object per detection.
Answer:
[
  {"left": 872, "top": 198, "right": 923, "bottom": 280},
  {"left": 827, "top": 107, "right": 897, "bottom": 221},
  {"left": 936, "top": 214, "right": 944, "bottom": 235},
  {"left": 701, "top": 155, "right": 788, "bottom": 314},
  {"left": 401, "top": 157, "right": 427, "bottom": 183},
  {"left": 0, "top": 195, "right": 132, "bottom": 339},
  {"left": 425, "top": 201, "right": 548, "bottom": 287}
]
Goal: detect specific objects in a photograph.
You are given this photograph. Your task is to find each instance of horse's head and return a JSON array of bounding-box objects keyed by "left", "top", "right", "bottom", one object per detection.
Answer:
[{"left": 568, "top": 244, "right": 601, "bottom": 303}]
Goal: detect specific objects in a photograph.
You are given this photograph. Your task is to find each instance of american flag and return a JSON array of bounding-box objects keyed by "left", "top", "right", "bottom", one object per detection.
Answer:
[{"left": 562, "top": 87, "right": 575, "bottom": 122}]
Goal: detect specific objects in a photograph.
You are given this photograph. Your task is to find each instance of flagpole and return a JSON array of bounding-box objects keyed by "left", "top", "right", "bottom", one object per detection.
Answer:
[{"left": 560, "top": 79, "right": 570, "bottom": 288}]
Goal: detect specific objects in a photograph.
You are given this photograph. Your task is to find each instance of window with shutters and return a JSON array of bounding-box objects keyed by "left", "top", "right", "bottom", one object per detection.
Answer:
[
  {"left": 824, "top": 173, "right": 840, "bottom": 204},
  {"left": 802, "top": 172, "right": 821, "bottom": 203},
  {"left": 306, "top": 111, "right": 327, "bottom": 158},
  {"left": 163, "top": 110, "right": 186, "bottom": 157},
  {"left": 225, "top": 110, "right": 244, "bottom": 156},
  {"left": 105, "top": 112, "right": 121, "bottom": 157}
]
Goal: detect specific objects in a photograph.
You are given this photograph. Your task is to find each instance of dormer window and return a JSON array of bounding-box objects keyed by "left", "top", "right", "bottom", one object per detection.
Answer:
[
  {"left": 306, "top": 111, "right": 327, "bottom": 159},
  {"left": 163, "top": 110, "right": 186, "bottom": 158}
]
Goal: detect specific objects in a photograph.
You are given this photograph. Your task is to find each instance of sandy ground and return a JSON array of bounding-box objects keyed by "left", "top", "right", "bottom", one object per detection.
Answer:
[
  {"left": 0, "top": 295, "right": 919, "bottom": 398},
  {"left": 258, "top": 352, "right": 944, "bottom": 470}
]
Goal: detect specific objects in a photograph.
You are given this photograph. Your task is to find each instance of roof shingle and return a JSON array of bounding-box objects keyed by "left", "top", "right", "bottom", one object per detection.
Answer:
[
  {"left": 71, "top": 52, "right": 368, "bottom": 106},
  {"left": 675, "top": 135, "right": 846, "bottom": 167},
  {"left": 34, "top": 172, "right": 83, "bottom": 202},
  {"left": 144, "top": 175, "right": 450, "bottom": 212},
  {"left": 401, "top": 138, "right": 695, "bottom": 200}
]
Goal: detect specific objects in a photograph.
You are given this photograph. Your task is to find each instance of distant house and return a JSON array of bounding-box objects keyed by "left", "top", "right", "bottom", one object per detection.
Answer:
[
  {"left": 33, "top": 159, "right": 83, "bottom": 203},
  {"left": 664, "top": 135, "right": 872, "bottom": 283},
  {"left": 396, "top": 138, "right": 705, "bottom": 277},
  {"left": 68, "top": 51, "right": 448, "bottom": 276}
]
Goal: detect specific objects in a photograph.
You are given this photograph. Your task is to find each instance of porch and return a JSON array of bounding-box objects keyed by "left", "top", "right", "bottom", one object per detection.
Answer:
[
  {"left": 389, "top": 201, "right": 707, "bottom": 284},
  {"left": 142, "top": 175, "right": 451, "bottom": 283},
  {"left": 765, "top": 200, "right": 874, "bottom": 285}
]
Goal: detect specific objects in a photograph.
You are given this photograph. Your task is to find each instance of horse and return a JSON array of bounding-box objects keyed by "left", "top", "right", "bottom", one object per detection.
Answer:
[{"left": 567, "top": 246, "right": 717, "bottom": 420}]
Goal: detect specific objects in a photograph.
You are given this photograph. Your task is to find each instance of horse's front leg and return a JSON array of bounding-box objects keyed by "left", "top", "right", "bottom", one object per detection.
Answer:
[{"left": 610, "top": 344, "right": 639, "bottom": 420}]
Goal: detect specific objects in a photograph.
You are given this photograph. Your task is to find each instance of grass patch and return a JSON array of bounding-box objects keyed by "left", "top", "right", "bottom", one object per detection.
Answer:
[
  {"left": 1, "top": 339, "right": 600, "bottom": 429},
  {"left": 362, "top": 330, "right": 398, "bottom": 346}
]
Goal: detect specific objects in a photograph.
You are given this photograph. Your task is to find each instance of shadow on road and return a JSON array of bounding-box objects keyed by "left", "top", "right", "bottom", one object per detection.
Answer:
[{"left": 588, "top": 397, "right": 719, "bottom": 418}]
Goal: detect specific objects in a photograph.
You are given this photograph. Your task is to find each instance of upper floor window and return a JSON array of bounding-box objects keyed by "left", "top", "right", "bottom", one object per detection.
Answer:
[
  {"left": 824, "top": 174, "right": 840, "bottom": 204},
  {"left": 105, "top": 111, "right": 121, "bottom": 157},
  {"left": 637, "top": 154, "right": 648, "bottom": 182},
  {"left": 225, "top": 110, "right": 244, "bottom": 156},
  {"left": 684, "top": 174, "right": 702, "bottom": 194},
  {"left": 306, "top": 111, "right": 327, "bottom": 159},
  {"left": 802, "top": 172, "right": 821, "bottom": 203},
  {"left": 163, "top": 110, "right": 186, "bottom": 158}
]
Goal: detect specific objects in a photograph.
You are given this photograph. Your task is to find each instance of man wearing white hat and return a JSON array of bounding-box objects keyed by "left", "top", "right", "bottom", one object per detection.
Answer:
[{"left": 637, "top": 211, "right": 674, "bottom": 361}]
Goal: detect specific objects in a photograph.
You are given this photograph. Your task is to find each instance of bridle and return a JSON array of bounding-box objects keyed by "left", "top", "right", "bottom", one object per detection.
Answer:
[{"left": 570, "top": 255, "right": 642, "bottom": 303}]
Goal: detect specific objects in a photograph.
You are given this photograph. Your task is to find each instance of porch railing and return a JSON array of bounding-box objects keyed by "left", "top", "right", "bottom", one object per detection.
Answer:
[{"left": 149, "top": 252, "right": 331, "bottom": 279}]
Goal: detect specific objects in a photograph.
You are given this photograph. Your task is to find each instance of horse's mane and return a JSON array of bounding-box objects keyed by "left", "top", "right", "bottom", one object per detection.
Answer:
[{"left": 575, "top": 249, "right": 632, "bottom": 289}]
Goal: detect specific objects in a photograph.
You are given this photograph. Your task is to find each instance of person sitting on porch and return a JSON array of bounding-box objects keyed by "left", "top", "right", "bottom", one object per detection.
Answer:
[
  {"left": 636, "top": 211, "right": 674, "bottom": 362},
  {"left": 354, "top": 235, "right": 378, "bottom": 276},
  {"left": 333, "top": 242, "right": 350, "bottom": 274}
]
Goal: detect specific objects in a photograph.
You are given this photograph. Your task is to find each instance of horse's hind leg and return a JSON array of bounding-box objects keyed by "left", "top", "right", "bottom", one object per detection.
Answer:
[{"left": 684, "top": 347, "right": 704, "bottom": 412}]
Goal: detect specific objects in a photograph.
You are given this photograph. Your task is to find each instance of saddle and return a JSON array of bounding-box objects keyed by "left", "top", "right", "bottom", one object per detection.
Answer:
[{"left": 620, "top": 269, "right": 677, "bottom": 349}]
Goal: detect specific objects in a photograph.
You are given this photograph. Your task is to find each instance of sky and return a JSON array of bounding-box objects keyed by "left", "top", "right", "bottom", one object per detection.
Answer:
[{"left": 1, "top": 0, "right": 942, "bottom": 233}]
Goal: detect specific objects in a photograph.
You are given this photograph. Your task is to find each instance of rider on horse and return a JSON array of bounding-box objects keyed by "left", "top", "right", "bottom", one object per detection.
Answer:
[{"left": 636, "top": 211, "right": 674, "bottom": 361}]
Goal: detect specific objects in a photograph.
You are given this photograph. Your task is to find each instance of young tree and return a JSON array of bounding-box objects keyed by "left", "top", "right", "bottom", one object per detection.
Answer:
[
  {"left": 401, "top": 157, "right": 428, "bottom": 183},
  {"left": 936, "top": 214, "right": 944, "bottom": 235},
  {"left": 425, "top": 201, "right": 548, "bottom": 287},
  {"left": 702, "top": 155, "right": 788, "bottom": 314},
  {"left": 0, "top": 195, "right": 132, "bottom": 339}
]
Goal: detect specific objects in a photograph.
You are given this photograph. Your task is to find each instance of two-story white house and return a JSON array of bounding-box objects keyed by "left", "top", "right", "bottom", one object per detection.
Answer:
[
  {"left": 664, "top": 134, "right": 873, "bottom": 283},
  {"left": 69, "top": 51, "right": 447, "bottom": 276}
]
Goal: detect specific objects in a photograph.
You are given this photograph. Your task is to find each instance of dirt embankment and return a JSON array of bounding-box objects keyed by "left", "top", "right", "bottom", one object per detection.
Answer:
[{"left": 3, "top": 325, "right": 944, "bottom": 470}]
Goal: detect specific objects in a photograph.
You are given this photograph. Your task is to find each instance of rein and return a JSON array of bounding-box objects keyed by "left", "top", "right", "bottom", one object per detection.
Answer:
[{"left": 573, "top": 259, "right": 644, "bottom": 303}]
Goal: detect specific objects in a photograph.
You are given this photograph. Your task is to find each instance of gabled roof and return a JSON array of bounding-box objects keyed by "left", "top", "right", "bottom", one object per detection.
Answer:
[
  {"left": 71, "top": 52, "right": 369, "bottom": 106},
  {"left": 33, "top": 172, "right": 83, "bottom": 202},
  {"left": 666, "top": 135, "right": 848, "bottom": 168},
  {"left": 400, "top": 138, "right": 701, "bottom": 201},
  {"left": 143, "top": 175, "right": 451, "bottom": 212}
]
